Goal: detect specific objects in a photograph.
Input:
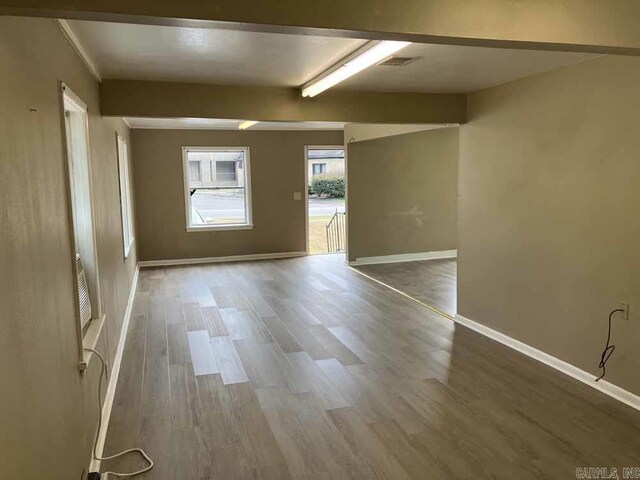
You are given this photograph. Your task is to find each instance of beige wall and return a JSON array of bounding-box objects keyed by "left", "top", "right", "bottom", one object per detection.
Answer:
[
  {"left": 0, "top": 17, "right": 137, "bottom": 479},
  {"left": 131, "top": 129, "right": 344, "bottom": 261},
  {"left": 347, "top": 128, "right": 459, "bottom": 262},
  {"left": 459, "top": 55, "right": 640, "bottom": 396},
  {"left": 100, "top": 80, "right": 467, "bottom": 124}
]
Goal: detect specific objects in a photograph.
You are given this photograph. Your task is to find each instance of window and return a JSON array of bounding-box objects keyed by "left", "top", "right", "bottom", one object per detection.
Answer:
[
  {"left": 312, "top": 163, "right": 327, "bottom": 176},
  {"left": 61, "top": 83, "right": 104, "bottom": 366},
  {"left": 183, "top": 147, "right": 252, "bottom": 231},
  {"left": 216, "top": 160, "right": 237, "bottom": 183},
  {"left": 116, "top": 134, "right": 135, "bottom": 258},
  {"left": 189, "top": 160, "right": 202, "bottom": 183}
]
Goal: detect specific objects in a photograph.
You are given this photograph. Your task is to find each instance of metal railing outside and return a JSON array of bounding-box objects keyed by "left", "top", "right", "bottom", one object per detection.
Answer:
[{"left": 326, "top": 210, "right": 346, "bottom": 253}]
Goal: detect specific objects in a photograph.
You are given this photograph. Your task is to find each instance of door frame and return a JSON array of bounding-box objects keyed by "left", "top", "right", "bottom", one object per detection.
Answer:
[{"left": 304, "top": 145, "right": 345, "bottom": 255}]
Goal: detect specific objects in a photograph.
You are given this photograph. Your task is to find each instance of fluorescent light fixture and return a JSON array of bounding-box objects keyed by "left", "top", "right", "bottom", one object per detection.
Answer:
[
  {"left": 238, "top": 120, "right": 258, "bottom": 129},
  {"left": 301, "top": 40, "right": 411, "bottom": 98}
]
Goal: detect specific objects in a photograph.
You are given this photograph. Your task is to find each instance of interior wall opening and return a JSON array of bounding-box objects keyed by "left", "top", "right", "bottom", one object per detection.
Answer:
[{"left": 345, "top": 124, "right": 458, "bottom": 317}]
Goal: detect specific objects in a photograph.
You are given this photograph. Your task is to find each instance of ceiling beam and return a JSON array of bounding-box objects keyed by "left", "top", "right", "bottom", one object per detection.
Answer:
[
  {"left": 100, "top": 80, "right": 466, "bottom": 125},
  {"left": 2, "top": 0, "right": 640, "bottom": 55}
]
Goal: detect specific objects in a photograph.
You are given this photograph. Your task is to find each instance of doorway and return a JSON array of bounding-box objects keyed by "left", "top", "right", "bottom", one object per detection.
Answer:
[
  {"left": 345, "top": 125, "right": 459, "bottom": 318},
  {"left": 305, "top": 146, "right": 346, "bottom": 255}
]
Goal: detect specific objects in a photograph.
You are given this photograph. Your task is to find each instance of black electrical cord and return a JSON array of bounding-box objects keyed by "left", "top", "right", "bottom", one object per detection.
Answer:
[{"left": 595, "top": 308, "right": 624, "bottom": 382}]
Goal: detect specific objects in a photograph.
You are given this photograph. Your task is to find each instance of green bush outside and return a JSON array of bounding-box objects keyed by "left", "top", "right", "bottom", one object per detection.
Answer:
[{"left": 310, "top": 175, "right": 345, "bottom": 198}]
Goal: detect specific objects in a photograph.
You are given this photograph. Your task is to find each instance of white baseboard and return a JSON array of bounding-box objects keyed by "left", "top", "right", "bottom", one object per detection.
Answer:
[
  {"left": 89, "top": 265, "right": 140, "bottom": 473},
  {"left": 348, "top": 249, "right": 457, "bottom": 266},
  {"left": 455, "top": 314, "right": 640, "bottom": 412},
  {"left": 139, "top": 251, "right": 307, "bottom": 268}
]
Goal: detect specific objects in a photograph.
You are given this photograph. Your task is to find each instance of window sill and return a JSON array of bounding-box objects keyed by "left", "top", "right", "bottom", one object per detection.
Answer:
[
  {"left": 79, "top": 313, "right": 106, "bottom": 372},
  {"left": 186, "top": 224, "right": 254, "bottom": 233}
]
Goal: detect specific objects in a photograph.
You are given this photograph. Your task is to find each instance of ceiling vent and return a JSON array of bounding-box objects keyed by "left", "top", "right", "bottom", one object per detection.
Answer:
[{"left": 377, "top": 56, "right": 419, "bottom": 67}]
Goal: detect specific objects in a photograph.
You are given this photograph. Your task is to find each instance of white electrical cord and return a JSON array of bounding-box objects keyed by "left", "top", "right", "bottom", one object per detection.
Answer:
[{"left": 84, "top": 347, "right": 154, "bottom": 479}]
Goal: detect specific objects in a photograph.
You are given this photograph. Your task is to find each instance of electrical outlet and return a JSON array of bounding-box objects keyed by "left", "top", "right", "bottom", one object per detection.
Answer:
[{"left": 620, "top": 302, "right": 629, "bottom": 321}]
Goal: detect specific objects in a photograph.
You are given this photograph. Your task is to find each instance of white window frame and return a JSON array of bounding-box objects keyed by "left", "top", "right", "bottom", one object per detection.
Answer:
[
  {"left": 182, "top": 146, "right": 253, "bottom": 232},
  {"left": 116, "top": 133, "right": 135, "bottom": 258},
  {"left": 60, "top": 82, "right": 105, "bottom": 370}
]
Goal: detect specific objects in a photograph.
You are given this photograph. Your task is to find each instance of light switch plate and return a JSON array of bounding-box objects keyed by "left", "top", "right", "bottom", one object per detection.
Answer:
[{"left": 293, "top": 192, "right": 302, "bottom": 201}]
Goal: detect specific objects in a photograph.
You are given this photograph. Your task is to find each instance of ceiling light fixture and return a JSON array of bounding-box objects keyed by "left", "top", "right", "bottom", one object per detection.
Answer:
[
  {"left": 301, "top": 40, "right": 411, "bottom": 98},
  {"left": 238, "top": 120, "right": 258, "bottom": 129}
]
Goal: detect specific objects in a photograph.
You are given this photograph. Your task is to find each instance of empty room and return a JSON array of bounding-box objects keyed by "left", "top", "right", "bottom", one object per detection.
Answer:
[{"left": 1, "top": 3, "right": 639, "bottom": 480}]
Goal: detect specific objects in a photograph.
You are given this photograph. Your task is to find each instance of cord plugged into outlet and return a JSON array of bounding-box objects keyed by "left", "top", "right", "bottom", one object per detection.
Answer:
[
  {"left": 595, "top": 304, "right": 630, "bottom": 382},
  {"left": 620, "top": 302, "right": 629, "bottom": 321}
]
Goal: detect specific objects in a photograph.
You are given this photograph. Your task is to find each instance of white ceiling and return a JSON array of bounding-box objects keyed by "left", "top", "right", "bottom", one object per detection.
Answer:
[
  {"left": 124, "top": 118, "right": 345, "bottom": 130},
  {"left": 66, "top": 20, "right": 597, "bottom": 94},
  {"left": 66, "top": 20, "right": 366, "bottom": 87},
  {"left": 339, "top": 43, "right": 596, "bottom": 93}
]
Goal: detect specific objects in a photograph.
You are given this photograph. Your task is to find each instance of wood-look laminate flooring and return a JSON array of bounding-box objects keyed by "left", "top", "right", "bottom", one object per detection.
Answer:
[
  {"left": 354, "top": 259, "right": 456, "bottom": 317},
  {"left": 102, "top": 254, "right": 640, "bottom": 479}
]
